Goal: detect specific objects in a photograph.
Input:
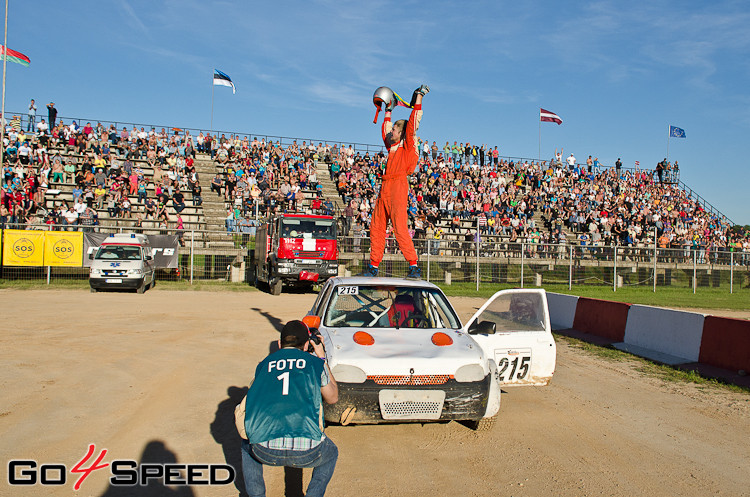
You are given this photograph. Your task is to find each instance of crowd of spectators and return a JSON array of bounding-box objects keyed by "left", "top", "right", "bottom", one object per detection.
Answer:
[
  {"left": 3, "top": 107, "right": 748, "bottom": 264},
  {"left": 205, "top": 137, "right": 340, "bottom": 233},
  {"left": 329, "top": 140, "right": 749, "bottom": 263},
  {"left": 1, "top": 118, "right": 204, "bottom": 232}
]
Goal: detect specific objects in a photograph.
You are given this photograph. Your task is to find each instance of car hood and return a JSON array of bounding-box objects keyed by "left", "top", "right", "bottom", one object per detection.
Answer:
[{"left": 324, "top": 327, "right": 487, "bottom": 376}]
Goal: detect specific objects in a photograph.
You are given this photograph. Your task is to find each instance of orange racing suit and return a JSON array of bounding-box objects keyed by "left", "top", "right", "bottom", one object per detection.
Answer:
[{"left": 369, "top": 103, "right": 422, "bottom": 267}]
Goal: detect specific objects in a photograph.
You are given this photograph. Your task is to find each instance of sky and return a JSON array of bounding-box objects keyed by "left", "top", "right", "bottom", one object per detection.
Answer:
[{"left": 4, "top": 0, "right": 749, "bottom": 224}]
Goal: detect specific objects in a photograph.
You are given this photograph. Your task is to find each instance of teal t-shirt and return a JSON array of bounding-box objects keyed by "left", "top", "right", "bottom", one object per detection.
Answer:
[{"left": 244, "top": 348, "right": 325, "bottom": 444}]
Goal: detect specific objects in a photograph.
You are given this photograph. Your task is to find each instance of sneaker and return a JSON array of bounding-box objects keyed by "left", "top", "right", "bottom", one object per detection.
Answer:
[
  {"left": 406, "top": 265, "right": 422, "bottom": 279},
  {"left": 360, "top": 264, "right": 379, "bottom": 277}
]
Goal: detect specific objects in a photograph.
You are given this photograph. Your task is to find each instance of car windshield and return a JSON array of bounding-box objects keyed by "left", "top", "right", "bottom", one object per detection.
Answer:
[
  {"left": 95, "top": 246, "right": 141, "bottom": 260},
  {"left": 280, "top": 219, "right": 336, "bottom": 240},
  {"left": 323, "top": 284, "right": 461, "bottom": 329}
]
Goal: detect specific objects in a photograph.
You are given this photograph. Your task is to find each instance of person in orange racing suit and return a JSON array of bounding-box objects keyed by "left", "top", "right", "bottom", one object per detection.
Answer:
[{"left": 365, "top": 85, "right": 429, "bottom": 279}]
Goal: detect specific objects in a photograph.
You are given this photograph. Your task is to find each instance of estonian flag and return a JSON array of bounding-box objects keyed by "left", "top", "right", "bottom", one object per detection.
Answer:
[
  {"left": 213, "top": 69, "right": 235, "bottom": 94},
  {"left": 669, "top": 125, "right": 685, "bottom": 138}
]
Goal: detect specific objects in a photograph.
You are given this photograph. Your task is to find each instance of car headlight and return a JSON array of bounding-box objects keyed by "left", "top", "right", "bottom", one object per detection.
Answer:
[
  {"left": 278, "top": 267, "right": 290, "bottom": 274},
  {"left": 331, "top": 364, "right": 366, "bottom": 383},
  {"left": 90, "top": 268, "right": 102, "bottom": 275},
  {"left": 127, "top": 269, "right": 144, "bottom": 275},
  {"left": 455, "top": 364, "right": 485, "bottom": 382}
]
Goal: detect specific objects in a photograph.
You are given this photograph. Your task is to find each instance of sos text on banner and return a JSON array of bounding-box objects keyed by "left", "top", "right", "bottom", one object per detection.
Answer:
[
  {"left": 43, "top": 231, "right": 83, "bottom": 267},
  {"left": 2, "top": 230, "right": 46, "bottom": 266}
]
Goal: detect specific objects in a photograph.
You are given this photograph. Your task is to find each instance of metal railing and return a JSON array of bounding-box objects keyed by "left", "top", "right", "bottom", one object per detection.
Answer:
[{"left": 7, "top": 111, "right": 386, "bottom": 156}]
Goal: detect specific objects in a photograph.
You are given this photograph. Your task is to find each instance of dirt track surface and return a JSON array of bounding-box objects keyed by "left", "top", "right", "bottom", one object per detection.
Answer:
[{"left": 1, "top": 289, "right": 748, "bottom": 497}]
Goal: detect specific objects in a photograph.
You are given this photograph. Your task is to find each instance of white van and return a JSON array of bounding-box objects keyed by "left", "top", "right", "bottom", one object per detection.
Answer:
[{"left": 89, "top": 234, "right": 156, "bottom": 293}]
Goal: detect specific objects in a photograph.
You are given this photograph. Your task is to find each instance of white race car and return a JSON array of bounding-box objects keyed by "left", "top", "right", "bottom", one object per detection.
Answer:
[{"left": 303, "top": 276, "right": 556, "bottom": 430}]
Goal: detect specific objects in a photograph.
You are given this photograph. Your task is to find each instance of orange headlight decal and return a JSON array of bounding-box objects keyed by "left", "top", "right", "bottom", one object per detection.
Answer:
[
  {"left": 431, "top": 332, "right": 453, "bottom": 346},
  {"left": 353, "top": 331, "right": 375, "bottom": 346}
]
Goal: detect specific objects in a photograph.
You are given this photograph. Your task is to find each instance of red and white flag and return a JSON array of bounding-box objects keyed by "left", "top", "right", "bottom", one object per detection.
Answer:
[
  {"left": 635, "top": 161, "right": 640, "bottom": 166},
  {"left": 540, "top": 108, "right": 562, "bottom": 125}
]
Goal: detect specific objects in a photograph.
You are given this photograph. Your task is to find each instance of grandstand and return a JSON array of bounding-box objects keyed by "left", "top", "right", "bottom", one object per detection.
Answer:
[{"left": 1, "top": 112, "right": 747, "bottom": 266}]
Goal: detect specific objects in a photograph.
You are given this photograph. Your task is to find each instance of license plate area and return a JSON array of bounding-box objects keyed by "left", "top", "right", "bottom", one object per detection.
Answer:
[
  {"left": 105, "top": 278, "right": 123, "bottom": 283},
  {"left": 378, "top": 389, "right": 445, "bottom": 420}
]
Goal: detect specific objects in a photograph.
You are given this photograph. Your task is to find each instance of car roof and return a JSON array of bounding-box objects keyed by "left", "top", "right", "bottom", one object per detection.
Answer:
[{"left": 326, "top": 276, "right": 441, "bottom": 290}]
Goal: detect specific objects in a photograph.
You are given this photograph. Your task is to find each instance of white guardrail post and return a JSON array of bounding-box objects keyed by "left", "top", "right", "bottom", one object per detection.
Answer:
[
  {"left": 568, "top": 244, "right": 573, "bottom": 290},
  {"left": 613, "top": 246, "right": 617, "bottom": 292},
  {"left": 190, "top": 230, "right": 194, "bottom": 285}
]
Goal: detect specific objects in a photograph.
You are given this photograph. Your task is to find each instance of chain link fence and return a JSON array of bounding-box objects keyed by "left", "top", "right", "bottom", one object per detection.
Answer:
[{"left": 1, "top": 227, "right": 748, "bottom": 293}]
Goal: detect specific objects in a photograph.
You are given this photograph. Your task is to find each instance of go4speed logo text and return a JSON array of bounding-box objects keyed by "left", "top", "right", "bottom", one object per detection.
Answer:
[{"left": 7, "top": 444, "right": 235, "bottom": 490}]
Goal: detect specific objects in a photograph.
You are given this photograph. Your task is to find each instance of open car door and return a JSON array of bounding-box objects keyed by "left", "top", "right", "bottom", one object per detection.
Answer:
[{"left": 463, "top": 289, "right": 556, "bottom": 386}]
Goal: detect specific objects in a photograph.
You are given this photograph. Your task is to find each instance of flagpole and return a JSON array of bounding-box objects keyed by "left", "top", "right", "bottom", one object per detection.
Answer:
[
  {"left": 210, "top": 72, "right": 214, "bottom": 132},
  {"left": 538, "top": 116, "right": 541, "bottom": 162},
  {"left": 0, "top": 0, "right": 9, "bottom": 177},
  {"left": 666, "top": 125, "right": 670, "bottom": 163}
]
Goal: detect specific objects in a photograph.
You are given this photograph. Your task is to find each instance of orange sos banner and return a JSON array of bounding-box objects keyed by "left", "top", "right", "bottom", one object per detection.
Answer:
[
  {"left": 2, "top": 230, "right": 45, "bottom": 266},
  {"left": 44, "top": 231, "right": 83, "bottom": 266},
  {"left": 2, "top": 230, "right": 83, "bottom": 267}
]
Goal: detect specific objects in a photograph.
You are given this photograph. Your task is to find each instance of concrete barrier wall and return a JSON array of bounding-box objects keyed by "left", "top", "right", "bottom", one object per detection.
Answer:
[
  {"left": 550, "top": 292, "right": 747, "bottom": 377},
  {"left": 573, "top": 297, "right": 630, "bottom": 342},
  {"left": 546, "top": 293, "right": 579, "bottom": 330},
  {"left": 699, "top": 317, "right": 750, "bottom": 372},
  {"left": 623, "top": 305, "right": 705, "bottom": 362}
]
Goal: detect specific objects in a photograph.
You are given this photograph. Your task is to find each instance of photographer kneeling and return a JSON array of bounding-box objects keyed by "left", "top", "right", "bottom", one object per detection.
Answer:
[{"left": 235, "top": 320, "right": 339, "bottom": 497}]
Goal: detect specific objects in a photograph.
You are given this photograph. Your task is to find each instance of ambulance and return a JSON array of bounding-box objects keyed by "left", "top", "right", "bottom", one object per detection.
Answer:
[{"left": 89, "top": 234, "right": 156, "bottom": 293}]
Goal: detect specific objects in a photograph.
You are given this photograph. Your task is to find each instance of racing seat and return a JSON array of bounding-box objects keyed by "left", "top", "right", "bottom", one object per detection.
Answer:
[{"left": 388, "top": 294, "right": 417, "bottom": 327}]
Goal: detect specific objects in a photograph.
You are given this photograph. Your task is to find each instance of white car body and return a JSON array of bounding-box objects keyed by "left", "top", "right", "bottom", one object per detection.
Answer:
[{"left": 306, "top": 276, "right": 556, "bottom": 426}]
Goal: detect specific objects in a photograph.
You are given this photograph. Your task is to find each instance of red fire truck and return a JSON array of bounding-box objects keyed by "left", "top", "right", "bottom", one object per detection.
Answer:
[{"left": 251, "top": 213, "right": 339, "bottom": 295}]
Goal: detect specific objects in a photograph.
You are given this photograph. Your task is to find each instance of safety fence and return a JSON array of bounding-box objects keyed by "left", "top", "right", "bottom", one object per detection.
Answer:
[
  {"left": 337, "top": 237, "right": 749, "bottom": 293},
  {"left": 1, "top": 226, "right": 748, "bottom": 293}
]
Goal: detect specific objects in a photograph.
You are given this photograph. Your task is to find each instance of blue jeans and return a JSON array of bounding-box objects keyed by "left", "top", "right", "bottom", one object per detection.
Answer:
[{"left": 241, "top": 437, "right": 338, "bottom": 497}]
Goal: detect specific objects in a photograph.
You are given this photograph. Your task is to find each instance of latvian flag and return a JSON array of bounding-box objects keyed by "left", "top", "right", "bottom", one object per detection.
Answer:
[
  {"left": 540, "top": 108, "right": 562, "bottom": 125},
  {"left": 213, "top": 69, "right": 235, "bottom": 94},
  {"left": 0, "top": 45, "right": 30, "bottom": 67}
]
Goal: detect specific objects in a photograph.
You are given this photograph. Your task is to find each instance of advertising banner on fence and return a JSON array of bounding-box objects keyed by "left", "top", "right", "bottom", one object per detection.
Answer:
[
  {"left": 83, "top": 233, "right": 179, "bottom": 268},
  {"left": 2, "top": 230, "right": 45, "bottom": 266},
  {"left": 43, "top": 231, "right": 84, "bottom": 267}
]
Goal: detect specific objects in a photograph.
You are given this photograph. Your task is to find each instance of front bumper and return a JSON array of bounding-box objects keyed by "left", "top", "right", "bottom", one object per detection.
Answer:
[
  {"left": 324, "top": 375, "right": 491, "bottom": 424},
  {"left": 89, "top": 276, "right": 145, "bottom": 290},
  {"left": 277, "top": 260, "right": 338, "bottom": 283}
]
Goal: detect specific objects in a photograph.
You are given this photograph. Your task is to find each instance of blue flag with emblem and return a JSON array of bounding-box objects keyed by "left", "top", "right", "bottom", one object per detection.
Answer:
[{"left": 669, "top": 126, "right": 686, "bottom": 138}]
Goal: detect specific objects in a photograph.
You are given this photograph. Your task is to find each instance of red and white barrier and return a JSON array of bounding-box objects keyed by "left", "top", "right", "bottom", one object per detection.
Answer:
[
  {"left": 699, "top": 317, "right": 750, "bottom": 373},
  {"left": 621, "top": 305, "right": 705, "bottom": 363},
  {"left": 572, "top": 297, "right": 630, "bottom": 342},
  {"left": 547, "top": 292, "right": 748, "bottom": 376},
  {"left": 546, "top": 293, "right": 578, "bottom": 330}
]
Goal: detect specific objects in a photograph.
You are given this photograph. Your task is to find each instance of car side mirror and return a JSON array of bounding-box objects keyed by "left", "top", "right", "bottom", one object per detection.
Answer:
[
  {"left": 468, "top": 320, "right": 496, "bottom": 335},
  {"left": 88, "top": 252, "right": 94, "bottom": 260},
  {"left": 302, "top": 315, "right": 321, "bottom": 330},
  {"left": 145, "top": 255, "right": 153, "bottom": 261}
]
